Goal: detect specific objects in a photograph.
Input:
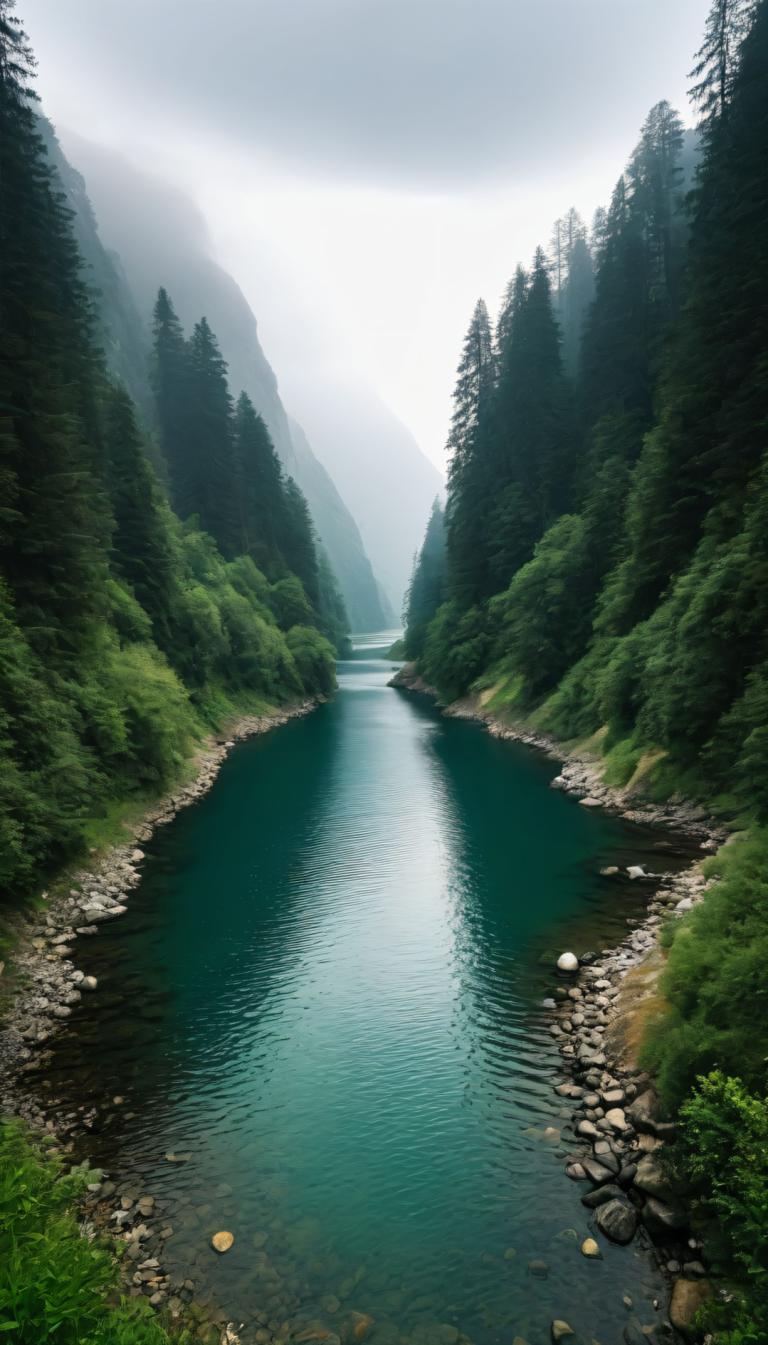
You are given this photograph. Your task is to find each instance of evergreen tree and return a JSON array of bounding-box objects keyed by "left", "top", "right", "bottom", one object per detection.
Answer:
[
  {"left": 151, "top": 287, "right": 189, "bottom": 501},
  {"left": 104, "top": 384, "right": 176, "bottom": 648},
  {"left": 488, "top": 248, "right": 575, "bottom": 589},
  {"left": 0, "top": 0, "right": 110, "bottom": 656},
  {"left": 184, "top": 317, "right": 239, "bottom": 555},
  {"left": 404, "top": 498, "right": 446, "bottom": 660},
  {"left": 445, "top": 299, "right": 495, "bottom": 607},
  {"left": 690, "top": 0, "right": 756, "bottom": 133},
  {"left": 232, "top": 390, "right": 285, "bottom": 569}
]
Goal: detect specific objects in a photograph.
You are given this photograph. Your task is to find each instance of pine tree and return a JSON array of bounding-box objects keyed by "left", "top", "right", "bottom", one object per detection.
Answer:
[
  {"left": 232, "top": 390, "right": 285, "bottom": 569},
  {"left": 184, "top": 317, "right": 239, "bottom": 556},
  {"left": 104, "top": 383, "right": 176, "bottom": 647},
  {"left": 690, "top": 0, "right": 756, "bottom": 134},
  {"left": 151, "top": 287, "right": 189, "bottom": 503},
  {"left": 488, "top": 248, "right": 575, "bottom": 589},
  {"left": 445, "top": 299, "right": 495, "bottom": 607},
  {"left": 404, "top": 498, "right": 446, "bottom": 660},
  {"left": 0, "top": 0, "right": 110, "bottom": 656}
]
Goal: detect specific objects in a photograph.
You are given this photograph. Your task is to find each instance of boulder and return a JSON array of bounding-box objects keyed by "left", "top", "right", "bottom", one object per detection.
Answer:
[
  {"left": 669, "top": 1278, "right": 713, "bottom": 1338},
  {"left": 581, "top": 1157, "right": 616, "bottom": 1186},
  {"left": 581, "top": 1183, "right": 624, "bottom": 1209},
  {"left": 580, "top": 1237, "right": 601, "bottom": 1258},
  {"left": 557, "top": 952, "right": 579, "bottom": 973},
  {"left": 595, "top": 1197, "right": 638, "bottom": 1244},
  {"left": 627, "top": 1089, "right": 661, "bottom": 1133},
  {"left": 643, "top": 1196, "right": 687, "bottom": 1240},
  {"left": 633, "top": 1153, "right": 670, "bottom": 1198},
  {"left": 605, "top": 1107, "right": 629, "bottom": 1132}
]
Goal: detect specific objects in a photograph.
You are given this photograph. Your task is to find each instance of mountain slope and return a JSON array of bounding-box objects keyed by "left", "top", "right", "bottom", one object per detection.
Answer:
[
  {"left": 287, "top": 379, "right": 443, "bottom": 615},
  {"left": 57, "top": 132, "right": 390, "bottom": 631}
]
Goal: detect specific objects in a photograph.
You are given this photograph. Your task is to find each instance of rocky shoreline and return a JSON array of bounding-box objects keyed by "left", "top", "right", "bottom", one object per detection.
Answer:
[
  {"left": 391, "top": 664, "right": 729, "bottom": 1342},
  {"left": 0, "top": 698, "right": 320, "bottom": 1345}
]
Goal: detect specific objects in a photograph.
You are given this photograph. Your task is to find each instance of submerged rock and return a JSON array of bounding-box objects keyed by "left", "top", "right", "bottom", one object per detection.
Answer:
[{"left": 211, "top": 1231, "right": 234, "bottom": 1253}]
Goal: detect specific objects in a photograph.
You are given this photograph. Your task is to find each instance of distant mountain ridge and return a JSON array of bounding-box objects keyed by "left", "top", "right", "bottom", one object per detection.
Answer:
[{"left": 50, "top": 129, "right": 391, "bottom": 631}]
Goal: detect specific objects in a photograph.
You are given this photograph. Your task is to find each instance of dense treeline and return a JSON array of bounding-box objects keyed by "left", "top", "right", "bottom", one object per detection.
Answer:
[
  {"left": 407, "top": 0, "right": 768, "bottom": 811},
  {"left": 0, "top": 1, "right": 342, "bottom": 901},
  {"left": 403, "top": 1, "right": 768, "bottom": 1332}
]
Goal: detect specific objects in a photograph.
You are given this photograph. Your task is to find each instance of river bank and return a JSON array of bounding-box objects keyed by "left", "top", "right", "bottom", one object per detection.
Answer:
[
  {"left": 0, "top": 698, "right": 320, "bottom": 1344},
  {"left": 390, "top": 663, "right": 728, "bottom": 1340}
]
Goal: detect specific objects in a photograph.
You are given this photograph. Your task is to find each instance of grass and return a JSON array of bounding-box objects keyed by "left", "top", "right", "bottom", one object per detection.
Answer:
[{"left": 0, "top": 1120, "right": 191, "bottom": 1344}]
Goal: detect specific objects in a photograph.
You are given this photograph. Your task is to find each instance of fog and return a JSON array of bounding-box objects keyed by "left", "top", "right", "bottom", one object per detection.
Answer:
[{"left": 23, "top": 0, "right": 710, "bottom": 469}]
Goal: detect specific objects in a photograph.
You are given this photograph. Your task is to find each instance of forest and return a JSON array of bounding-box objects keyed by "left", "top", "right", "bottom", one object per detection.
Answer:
[
  {"left": 0, "top": 0, "right": 343, "bottom": 904},
  {"left": 402, "top": 1, "right": 768, "bottom": 1336}
]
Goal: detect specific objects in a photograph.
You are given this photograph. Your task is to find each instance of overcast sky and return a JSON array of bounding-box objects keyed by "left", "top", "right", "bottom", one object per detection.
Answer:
[{"left": 23, "top": 0, "right": 710, "bottom": 470}]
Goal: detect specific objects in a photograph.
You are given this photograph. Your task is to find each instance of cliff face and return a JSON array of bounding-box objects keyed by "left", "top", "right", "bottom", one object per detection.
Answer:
[{"left": 52, "top": 130, "right": 390, "bottom": 631}]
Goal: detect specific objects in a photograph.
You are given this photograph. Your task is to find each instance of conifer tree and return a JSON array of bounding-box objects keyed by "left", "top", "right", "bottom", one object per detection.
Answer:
[
  {"left": 0, "top": 0, "right": 109, "bottom": 655},
  {"left": 488, "top": 248, "right": 574, "bottom": 589},
  {"left": 184, "top": 317, "right": 239, "bottom": 556},
  {"left": 232, "top": 390, "right": 285, "bottom": 568},
  {"left": 151, "top": 287, "right": 189, "bottom": 502},
  {"left": 104, "top": 384, "right": 176, "bottom": 647},
  {"left": 404, "top": 498, "right": 446, "bottom": 660},
  {"left": 445, "top": 299, "right": 495, "bottom": 607},
  {"left": 690, "top": 0, "right": 755, "bottom": 133}
]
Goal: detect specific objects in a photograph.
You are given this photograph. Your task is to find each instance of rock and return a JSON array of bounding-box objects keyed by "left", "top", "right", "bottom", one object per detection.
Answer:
[
  {"left": 350, "top": 1313, "right": 375, "bottom": 1341},
  {"left": 81, "top": 976, "right": 98, "bottom": 991},
  {"left": 581, "top": 1237, "right": 601, "bottom": 1258},
  {"left": 581, "top": 1157, "right": 616, "bottom": 1186},
  {"left": 577, "top": 1119, "right": 599, "bottom": 1139},
  {"left": 594, "top": 1197, "right": 638, "bottom": 1244},
  {"left": 669, "top": 1278, "right": 713, "bottom": 1338},
  {"left": 627, "top": 1089, "right": 661, "bottom": 1133},
  {"left": 643, "top": 1196, "right": 687, "bottom": 1240},
  {"left": 580, "top": 797, "right": 602, "bottom": 808},
  {"left": 600, "top": 866, "right": 620, "bottom": 877},
  {"left": 211, "top": 1231, "right": 234, "bottom": 1253},
  {"left": 131, "top": 849, "right": 145, "bottom": 863},
  {"left": 137, "top": 1197, "right": 155, "bottom": 1216},
  {"left": 565, "top": 1163, "right": 587, "bottom": 1181},
  {"left": 550, "top": 1323, "right": 575, "bottom": 1343},
  {"left": 557, "top": 952, "right": 579, "bottom": 973},
  {"left": 626, "top": 866, "right": 647, "bottom": 880},
  {"left": 527, "top": 1259, "right": 549, "bottom": 1279},
  {"left": 164, "top": 1151, "right": 191, "bottom": 1163},
  {"left": 602, "top": 1088, "right": 626, "bottom": 1106},
  {"left": 581, "top": 1183, "right": 624, "bottom": 1209},
  {"left": 633, "top": 1153, "right": 669, "bottom": 1198},
  {"left": 604, "top": 1107, "right": 629, "bottom": 1132},
  {"left": 503, "top": 1246, "right": 517, "bottom": 1259},
  {"left": 683, "top": 1260, "right": 707, "bottom": 1278}
]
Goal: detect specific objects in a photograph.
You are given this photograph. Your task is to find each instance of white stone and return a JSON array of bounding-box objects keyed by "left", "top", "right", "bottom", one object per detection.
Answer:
[{"left": 557, "top": 951, "right": 579, "bottom": 973}]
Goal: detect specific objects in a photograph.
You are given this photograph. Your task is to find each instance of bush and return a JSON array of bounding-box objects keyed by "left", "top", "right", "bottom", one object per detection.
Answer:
[
  {"left": 0, "top": 1121, "right": 189, "bottom": 1344},
  {"left": 642, "top": 831, "right": 768, "bottom": 1108},
  {"left": 677, "top": 1072, "right": 768, "bottom": 1342}
]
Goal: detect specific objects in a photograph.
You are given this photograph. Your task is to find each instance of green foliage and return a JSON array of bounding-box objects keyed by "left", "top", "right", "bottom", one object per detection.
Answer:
[
  {"left": 0, "top": 1121, "right": 189, "bottom": 1344},
  {"left": 677, "top": 1071, "right": 768, "bottom": 1342},
  {"left": 643, "top": 832, "right": 768, "bottom": 1108}
]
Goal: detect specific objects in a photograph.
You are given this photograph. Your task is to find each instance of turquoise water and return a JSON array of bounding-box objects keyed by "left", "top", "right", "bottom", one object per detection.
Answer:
[{"left": 45, "top": 636, "right": 686, "bottom": 1344}]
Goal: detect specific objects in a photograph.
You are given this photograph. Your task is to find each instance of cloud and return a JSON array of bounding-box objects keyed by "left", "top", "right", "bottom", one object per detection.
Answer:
[{"left": 24, "top": 0, "right": 708, "bottom": 190}]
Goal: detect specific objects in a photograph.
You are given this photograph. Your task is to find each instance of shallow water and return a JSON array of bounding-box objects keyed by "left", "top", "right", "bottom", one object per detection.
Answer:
[{"left": 44, "top": 635, "right": 693, "bottom": 1344}]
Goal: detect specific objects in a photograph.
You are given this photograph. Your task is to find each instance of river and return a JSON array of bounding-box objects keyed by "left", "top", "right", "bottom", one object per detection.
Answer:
[{"left": 42, "top": 635, "right": 689, "bottom": 1345}]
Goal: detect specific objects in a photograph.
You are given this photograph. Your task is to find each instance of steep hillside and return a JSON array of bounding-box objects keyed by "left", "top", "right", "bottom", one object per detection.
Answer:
[
  {"left": 287, "top": 378, "right": 443, "bottom": 615},
  {"left": 57, "top": 133, "right": 390, "bottom": 631}
]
